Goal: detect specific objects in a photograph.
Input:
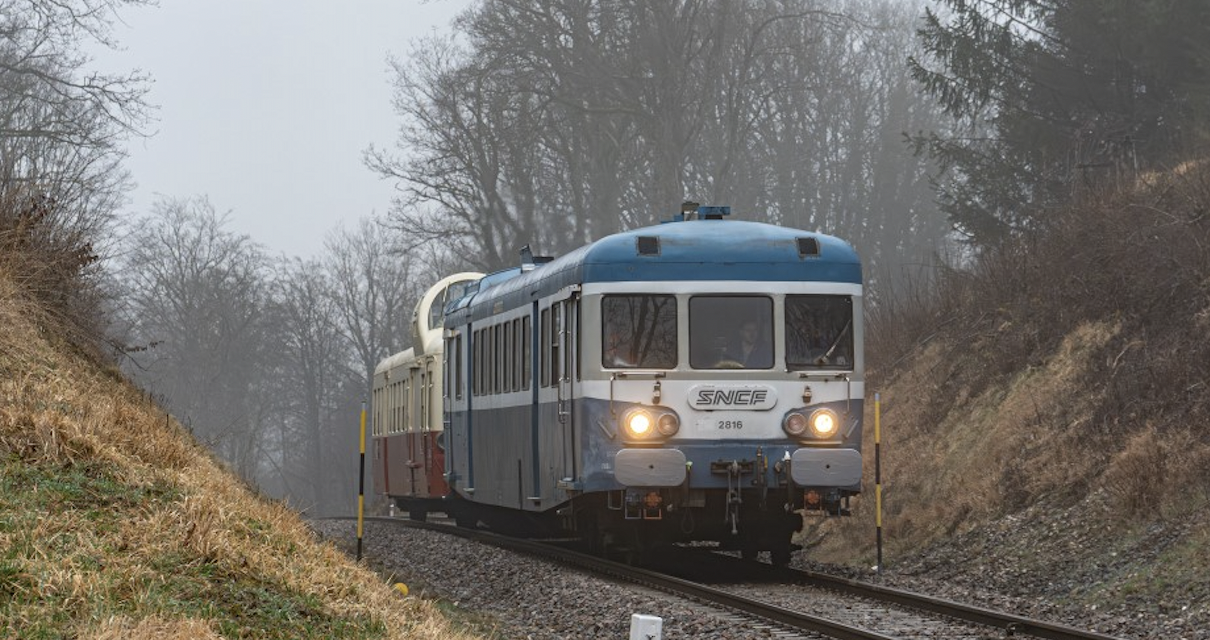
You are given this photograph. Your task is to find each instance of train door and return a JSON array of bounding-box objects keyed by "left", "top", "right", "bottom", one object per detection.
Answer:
[
  {"left": 410, "top": 366, "right": 425, "bottom": 496},
  {"left": 420, "top": 360, "right": 432, "bottom": 491},
  {"left": 557, "top": 295, "right": 580, "bottom": 480}
]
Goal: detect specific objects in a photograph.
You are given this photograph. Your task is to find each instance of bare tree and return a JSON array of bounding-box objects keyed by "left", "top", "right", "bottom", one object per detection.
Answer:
[
  {"left": 371, "top": 0, "right": 954, "bottom": 287},
  {"left": 324, "top": 217, "right": 419, "bottom": 387},
  {"left": 0, "top": 0, "right": 150, "bottom": 144},
  {"left": 265, "top": 257, "right": 343, "bottom": 511},
  {"left": 120, "top": 196, "right": 271, "bottom": 479},
  {"left": 320, "top": 217, "right": 425, "bottom": 513},
  {"left": 1, "top": 0, "right": 150, "bottom": 341}
]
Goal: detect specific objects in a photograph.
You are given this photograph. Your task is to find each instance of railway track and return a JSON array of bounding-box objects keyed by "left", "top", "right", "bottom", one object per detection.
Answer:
[{"left": 337, "top": 516, "right": 1125, "bottom": 640}]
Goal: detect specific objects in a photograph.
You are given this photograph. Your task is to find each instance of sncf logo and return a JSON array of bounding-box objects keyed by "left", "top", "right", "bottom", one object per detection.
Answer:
[
  {"left": 696, "top": 389, "right": 767, "bottom": 406},
  {"left": 688, "top": 385, "right": 777, "bottom": 411}
]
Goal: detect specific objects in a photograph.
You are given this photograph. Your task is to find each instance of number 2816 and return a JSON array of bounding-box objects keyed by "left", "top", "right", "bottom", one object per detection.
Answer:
[{"left": 717, "top": 420, "right": 743, "bottom": 430}]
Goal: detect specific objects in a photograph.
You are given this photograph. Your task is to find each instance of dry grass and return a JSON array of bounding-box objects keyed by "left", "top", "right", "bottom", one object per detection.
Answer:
[
  {"left": 0, "top": 266, "right": 479, "bottom": 639},
  {"left": 806, "top": 160, "right": 1210, "bottom": 602}
]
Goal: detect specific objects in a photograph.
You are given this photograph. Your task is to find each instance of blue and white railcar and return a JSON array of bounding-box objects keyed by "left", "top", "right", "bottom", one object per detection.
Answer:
[{"left": 441, "top": 207, "right": 862, "bottom": 564}]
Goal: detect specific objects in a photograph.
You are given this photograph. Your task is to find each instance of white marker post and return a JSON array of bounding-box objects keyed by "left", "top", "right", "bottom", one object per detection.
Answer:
[{"left": 629, "top": 614, "right": 662, "bottom": 640}]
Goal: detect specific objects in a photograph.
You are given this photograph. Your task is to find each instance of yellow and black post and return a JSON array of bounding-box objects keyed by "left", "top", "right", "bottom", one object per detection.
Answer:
[
  {"left": 357, "top": 400, "right": 367, "bottom": 561},
  {"left": 874, "top": 392, "right": 883, "bottom": 575}
]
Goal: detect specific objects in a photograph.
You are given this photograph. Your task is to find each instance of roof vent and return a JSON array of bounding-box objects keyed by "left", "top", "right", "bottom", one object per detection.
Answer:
[
  {"left": 636, "top": 236, "right": 661, "bottom": 256},
  {"left": 797, "top": 237, "right": 820, "bottom": 257}
]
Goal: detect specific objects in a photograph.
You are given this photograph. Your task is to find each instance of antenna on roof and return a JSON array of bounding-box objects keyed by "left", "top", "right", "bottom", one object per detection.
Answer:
[
  {"left": 519, "top": 245, "right": 552, "bottom": 272},
  {"left": 681, "top": 201, "right": 700, "bottom": 221}
]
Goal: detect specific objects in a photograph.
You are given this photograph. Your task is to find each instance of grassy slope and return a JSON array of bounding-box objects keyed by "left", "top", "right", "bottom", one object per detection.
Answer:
[
  {"left": 805, "top": 164, "right": 1210, "bottom": 619},
  {"left": 0, "top": 274, "right": 478, "bottom": 639}
]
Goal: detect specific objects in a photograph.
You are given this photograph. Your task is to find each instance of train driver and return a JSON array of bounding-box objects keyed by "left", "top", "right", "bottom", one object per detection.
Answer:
[{"left": 721, "top": 318, "right": 772, "bottom": 368}]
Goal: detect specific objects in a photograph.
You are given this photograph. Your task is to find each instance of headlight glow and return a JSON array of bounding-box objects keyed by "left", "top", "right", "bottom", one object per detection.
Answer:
[
  {"left": 810, "top": 409, "right": 838, "bottom": 437},
  {"left": 783, "top": 412, "right": 808, "bottom": 437},
  {"left": 625, "top": 411, "right": 652, "bottom": 438}
]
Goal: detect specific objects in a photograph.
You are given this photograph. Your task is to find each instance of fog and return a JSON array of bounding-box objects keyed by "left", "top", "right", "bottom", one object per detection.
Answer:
[
  {"left": 9, "top": 0, "right": 963, "bottom": 515},
  {"left": 90, "top": 0, "right": 470, "bottom": 257}
]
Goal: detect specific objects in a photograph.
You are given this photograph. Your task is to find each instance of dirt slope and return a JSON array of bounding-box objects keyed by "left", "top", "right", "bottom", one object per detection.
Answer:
[
  {"left": 805, "top": 164, "right": 1210, "bottom": 632},
  {"left": 0, "top": 271, "right": 478, "bottom": 639}
]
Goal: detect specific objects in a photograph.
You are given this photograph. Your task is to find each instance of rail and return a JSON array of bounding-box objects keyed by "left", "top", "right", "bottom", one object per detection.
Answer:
[{"left": 325, "top": 516, "right": 1125, "bottom": 640}]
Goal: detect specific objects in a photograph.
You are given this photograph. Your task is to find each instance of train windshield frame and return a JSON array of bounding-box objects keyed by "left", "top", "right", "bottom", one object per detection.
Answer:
[
  {"left": 688, "top": 295, "right": 774, "bottom": 370},
  {"left": 785, "top": 294, "right": 854, "bottom": 370},
  {"left": 600, "top": 294, "right": 678, "bottom": 369}
]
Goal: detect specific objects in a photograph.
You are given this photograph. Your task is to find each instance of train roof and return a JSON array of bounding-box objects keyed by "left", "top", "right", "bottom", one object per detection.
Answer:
[
  {"left": 448, "top": 218, "right": 861, "bottom": 325},
  {"left": 373, "top": 348, "right": 415, "bottom": 377}
]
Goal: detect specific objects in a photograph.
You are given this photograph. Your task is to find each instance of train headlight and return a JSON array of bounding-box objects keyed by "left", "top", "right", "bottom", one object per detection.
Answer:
[
  {"left": 656, "top": 413, "right": 680, "bottom": 437},
  {"left": 783, "top": 412, "right": 809, "bottom": 437},
  {"left": 624, "top": 410, "right": 653, "bottom": 439},
  {"left": 809, "top": 409, "right": 838, "bottom": 438}
]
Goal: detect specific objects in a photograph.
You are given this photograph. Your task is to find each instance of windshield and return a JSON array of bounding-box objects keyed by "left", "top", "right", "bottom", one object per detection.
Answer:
[
  {"left": 601, "top": 295, "right": 678, "bottom": 369},
  {"left": 689, "top": 296, "right": 773, "bottom": 369},
  {"left": 786, "top": 295, "right": 853, "bottom": 369}
]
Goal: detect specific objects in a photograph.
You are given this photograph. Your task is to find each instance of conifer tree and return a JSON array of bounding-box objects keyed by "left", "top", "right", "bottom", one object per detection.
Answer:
[{"left": 911, "top": 0, "right": 1210, "bottom": 246}]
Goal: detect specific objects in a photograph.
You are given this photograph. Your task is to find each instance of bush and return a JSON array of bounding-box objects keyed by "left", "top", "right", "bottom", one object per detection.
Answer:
[
  {"left": 0, "top": 189, "right": 106, "bottom": 353},
  {"left": 864, "top": 159, "right": 1210, "bottom": 518}
]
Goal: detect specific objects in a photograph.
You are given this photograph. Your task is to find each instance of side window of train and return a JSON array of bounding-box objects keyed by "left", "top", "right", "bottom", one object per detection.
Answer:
[
  {"left": 403, "top": 379, "right": 411, "bottom": 432},
  {"left": 484, "top": 326, "right": 493, "bottom": 395},
  {"left": 522, "top": 316, "right": 532, "bottom": 391},
  {"left": 454, "top": 335, "right": 463, "bottom": 400},
  {"left": 491, "top": 323, "right": 499, "bottom": 394},
  {"left": 473, "top": 330, "right": 482, "bottom": 396},
  {"left": 443, "top": 338, "right": 451, "bottom": 398},
  {"left": 490, "top": 326, "right": 497, "bottom": 395},
  {"left": 429, "top": 285, "right": 447, "bottom": 331},
  {"left": 389, "top": 383, "right": 395, "bottom": 433},
  {"left": 511, "top": 318, "right": 521, "bottom": 392},
  {"left": 483, "top": 325, "right": 491, "bottom": 395},
  {"left": 551, "top": 305, "right": 561, "bottom": 384},
  {"left": 502, "top": 322, "right": 511, "bottom": 393},
  {"left": 497, "top": 322, "right": 505, "bottom": 394},
  {"left": 540, "top": 308, "right": 551, "bottom": 387},
  {"left": 392, "top": 382, "right": 399, "bottom": 434},
  {"left": 498, "top": 323, "right": 505, "bottom": 394},
  {"left": 575, "top": 298, "right": 582, "bottom": 380},
  {"left": 500, "top": 323, "right": 507, "bottom": 393}
]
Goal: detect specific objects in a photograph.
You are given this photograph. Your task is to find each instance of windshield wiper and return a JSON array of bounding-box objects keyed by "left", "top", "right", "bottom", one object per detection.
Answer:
[{"left": 816, "top": 318, "right": 852, "bottom": 365}]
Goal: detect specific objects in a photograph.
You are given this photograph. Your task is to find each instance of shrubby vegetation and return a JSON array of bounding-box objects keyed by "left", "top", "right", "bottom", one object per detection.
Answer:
[{"left": 0, "top": 0, "right": 149, "bottom": 345}]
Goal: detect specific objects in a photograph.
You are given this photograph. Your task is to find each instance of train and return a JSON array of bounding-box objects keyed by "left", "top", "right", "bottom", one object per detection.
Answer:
[{"left": 372, "top": 205, "right": 863, "bottom": 565}]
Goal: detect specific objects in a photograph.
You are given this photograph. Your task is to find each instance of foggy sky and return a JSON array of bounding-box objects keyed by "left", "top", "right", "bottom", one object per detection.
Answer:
[{"left": 93, "top": 1, "right": 469, "bottom": 258}]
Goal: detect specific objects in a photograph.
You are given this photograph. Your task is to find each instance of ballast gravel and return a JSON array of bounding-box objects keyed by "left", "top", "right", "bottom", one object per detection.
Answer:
[
  {"left": 310, "top": 519, "right": 806, "bottom": 639},
  {"left": 312, "top": 518, "right": 1176, "bottom": 639}
]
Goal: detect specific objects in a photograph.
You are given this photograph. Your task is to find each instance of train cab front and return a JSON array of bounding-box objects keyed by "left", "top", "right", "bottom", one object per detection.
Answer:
[{"left": 580, "top": 282, "right": 864, "bottom": 563}]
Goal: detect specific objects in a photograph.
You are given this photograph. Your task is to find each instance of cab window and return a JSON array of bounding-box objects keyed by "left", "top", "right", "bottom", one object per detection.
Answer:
[
  {"left": 601, "top": 295, "right": 677, "bottom": 369},
  {"left": 786, "top": 295, "right": 853, "bottom": 369},
  {"left": 689, "top": 296, "right": 773, "bottom": 369}
]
